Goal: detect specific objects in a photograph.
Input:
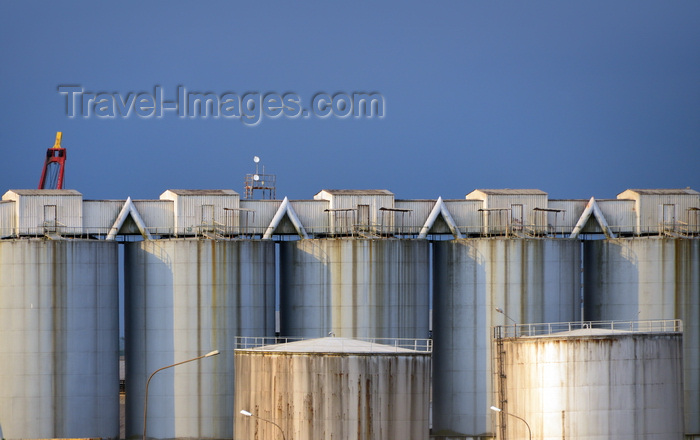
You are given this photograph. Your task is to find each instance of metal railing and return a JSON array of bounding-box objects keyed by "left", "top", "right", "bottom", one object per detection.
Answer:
[
  {"left": 2, "top": 222, "right": 699, "bottom": 241},
  {"left": 493, "top": 319, "right": 683, "bottom": 339},
  {"left": 235, "top": 336, "right": 433, "bottom": 353}
]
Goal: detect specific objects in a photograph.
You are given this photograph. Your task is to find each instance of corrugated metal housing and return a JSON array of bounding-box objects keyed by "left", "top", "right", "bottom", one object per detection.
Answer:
[
  {"left": 2, "top": 189, "right": 83, "bottom": 236},
  {"left": 618, "top": 188, "right": 700, "bottom": 235},
  {"left": 314, "top": 189, "right": 395, "bottom": 235},
  {"left": 133, "top": 200, "right": 174, "bottom": 235},
  {"left": 466, "top": 189, "right": 549, "bottom": 235},
  {"left": 0, "top": 200, "right": 15, "bottom": 238},
  {"left": 239, "top": 199, "right": 283, "bottom": 236},
  {"left": 160, "top": 189, "right": 240, "bottom": 236},
  {"left": 83, "top": 200, "right": 123, "bottom": 234}
]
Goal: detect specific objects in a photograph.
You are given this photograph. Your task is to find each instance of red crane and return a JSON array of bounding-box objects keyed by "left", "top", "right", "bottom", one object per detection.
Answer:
[{"left": 38, "top": 132, "right": 67, "bottom": 189}]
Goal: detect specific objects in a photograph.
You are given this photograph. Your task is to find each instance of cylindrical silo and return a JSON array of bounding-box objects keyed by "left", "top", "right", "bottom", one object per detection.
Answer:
[
  {"left": 279, "top": 238, "right": 429, "bottom": 339},
  {"left": 234, "top": 337, "right": 431, "bottom": 440},
  {"left": 0, "top": 239, "right": 120, "bottom": 440},
  {"left": 495, "top": 324, "right": 684, "bottom": 440},
  {"left": 125, "top": 239, "right": 275, "bottom": 440},
  {"left": 432, "top": 238, "right": 581, "bottom": 438},
  {"left": 584, "top": 237, "right": 700, "bottom": 438}
]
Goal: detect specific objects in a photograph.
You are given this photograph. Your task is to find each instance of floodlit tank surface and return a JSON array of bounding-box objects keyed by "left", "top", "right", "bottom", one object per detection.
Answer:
[
  {"left": 584, "top": 237, "right": 700, "bottom": 437},
  {"left": 279, "top": 238, "right": 429, "bottom": 339},
  {"left": 431, "top": 238, "right": 581, "bottom": 438},
  {"left": 125, "top": 239, "right": 275, "bottom": 440},
  {"left": 234, "top": 337, "right": 431, "bottom": 440},
  {"left": 495, "top": 323, "right": 684, "bottom": 440},
  {"left": 0, "top": 240, "right": 119, "bottom": 440}
]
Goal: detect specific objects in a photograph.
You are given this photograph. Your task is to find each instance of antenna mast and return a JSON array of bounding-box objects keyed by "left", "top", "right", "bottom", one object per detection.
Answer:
[{"left": 244, "top": 156, "right": 276, "bottom": 199}]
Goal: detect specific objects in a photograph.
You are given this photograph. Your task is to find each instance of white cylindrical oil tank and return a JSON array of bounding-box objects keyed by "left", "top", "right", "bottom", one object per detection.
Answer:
[
  {"left": 234, "top": 337, "right": 431, "bottom": 440},
  {"left": 495, "top": 325, "right": 684, "bottom": 440},
  {"left": 0, "top": 239, "right": 119, "bottom": 440},
  {"left": 279, "top": 238, "right": 429, "bottom": 339},
  {"left": 432, "top": 238, "right": 581, "bottom": 438},
  {"left": 125, "top": 239, "right": 275, "bottom": 440},
  {"left": 584, "top": 237, "right": 700, "bottom": 438}
]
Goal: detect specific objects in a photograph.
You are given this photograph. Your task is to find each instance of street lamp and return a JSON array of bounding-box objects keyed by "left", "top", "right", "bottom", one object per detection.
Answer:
[
  {"left": 495, "top": 307, "right": 517, "bottom": 325},
  {"left": 490, "top": 406, "right": 532, "bottom": 440},
  {"left": 142, "top": 350, "right": 220, "bottom": 440},
  {"left": 240, "top": 409, "right": 287, "bottom": 440}
]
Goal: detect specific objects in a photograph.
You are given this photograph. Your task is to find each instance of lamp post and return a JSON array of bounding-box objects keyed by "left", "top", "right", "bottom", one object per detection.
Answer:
[
  {"left": 142, "top": 350, "right": 220, "bottom": 440},
  {"left": 495, "top": 307, "right": 517, "bottom": 326},
  {"left": 240, "top": 409, "right": 287, "bottom": 440},
  {"left": 490, "top": 406, "right": 532, "bottom": 440}
]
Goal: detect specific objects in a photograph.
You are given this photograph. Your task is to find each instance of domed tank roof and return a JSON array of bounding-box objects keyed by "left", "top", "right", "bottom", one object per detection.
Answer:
[{"left": 240, "top": 337, "right": 427, "bottom": 354}]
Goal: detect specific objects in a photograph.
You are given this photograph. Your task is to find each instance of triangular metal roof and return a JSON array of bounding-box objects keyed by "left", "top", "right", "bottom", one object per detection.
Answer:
[
  {"left": 418, "top": 197, "right": 463, "bottom": 239},
  {"left": 262, "top": 197, "right": 309, "bottom": 239},
  {"left": 106, "top": 197, "right": 153, "bottom": 240},
  {"left": 569, "top": 197, "right": 615, "bottom": 239}
]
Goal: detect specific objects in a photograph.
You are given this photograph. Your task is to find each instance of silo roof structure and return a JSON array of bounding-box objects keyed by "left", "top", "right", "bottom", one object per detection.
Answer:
[{"left": 239, "top": 336, "right": 430, "bottom": 354}]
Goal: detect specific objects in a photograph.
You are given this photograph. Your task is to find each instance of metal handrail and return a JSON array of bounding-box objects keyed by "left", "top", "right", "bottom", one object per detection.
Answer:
[
  {"left": 234, "top": 336, "right": 433, "bottom": 353},
  {"left": 494, "top": 319, "right": 683, "bottom": 339}
]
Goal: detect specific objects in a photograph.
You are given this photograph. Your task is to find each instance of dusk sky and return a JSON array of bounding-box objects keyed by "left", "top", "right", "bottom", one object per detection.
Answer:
[{"left": 1, "top": 2, "right": 699, "bottom": 201}]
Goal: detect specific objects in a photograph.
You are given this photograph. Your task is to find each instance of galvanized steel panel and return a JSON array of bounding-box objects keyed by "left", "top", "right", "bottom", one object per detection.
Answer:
[
  {"left": 133, "top": 200, "right": 174, "bottom": 235},
  {"left": 444, "top": 199, "right": 483, "bottom": 235},
  {"left": 160, "top": 189, "right": 239, "bottom": 236},
  {"left": 235, "top": 342, "right": 430, "bottom": 440},
  {"left": 124, "top": 239, "right": 276, "bottom": 440},
  {"left": 2, "top": 189, "right": 83, "bottom": 236},
  {"left": 239, "top": 199, "right": 282, "bottom": 234},
  {"left": 315, "top": 190, "right": 395, "bottom": 235},
  {"left": 0, "top": 240, "right": 119, "bottom": 440},
  {"left": 394, "top": 199, "right": 433, "bottom": 233},
  {"left": 596, "top": 199, "right": 635, "bottom": 235},
  {"left": 584, "top": 238, "right": 700, "bottom": 435},
  {"left": 279, "top": 238, "right": 430, "bottom": 339},
  {"left": 498, "top": 331, "right": 684, "bottom": 439},
  {"left": 83, "top": 200, "right": 123, "bottom": 234},
  {"left": 431, "top": 238, "right": 581, "bottom": 438},
  {"left": 466, "top": 190, "right": 549, "bottom": 235},
  {"left": 287, "top": 199, "right": 328, "bottom": 235},
  {"left": 548, "top": 199, "right": 587, "bottom": 232},
  {"left": 618, "top": 189, "right": 700, "bottom": 235},
  {"left": 0, "top": 200, "right": 15, "bottom": 237}
]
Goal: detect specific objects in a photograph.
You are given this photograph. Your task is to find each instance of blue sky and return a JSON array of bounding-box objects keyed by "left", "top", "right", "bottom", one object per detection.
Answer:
[{"left": 1, "top": 1, "right": 699, "bottom": 201}]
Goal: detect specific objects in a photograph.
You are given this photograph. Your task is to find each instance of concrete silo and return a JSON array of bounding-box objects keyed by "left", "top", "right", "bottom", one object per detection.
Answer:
[
  {"left": 584, "top": 237, "right": 700, "bottom": 438},
  {"left": 0, "top": 239, "right": 120, "bottom": 440},
  {"left": 234, "top": 337, "right": 431, "bottom": 440},
  {"left": 494, "top": 322, "right": 684, "bottom": 440},
  {"left": 125, "top": 239, "right": 275, "bottom": 440},
  {"left": 279, "top": 238, "right": 430, "bottom": 339},
  {"left": 432, "top": 238, "right": 581, "bottom": 439}
]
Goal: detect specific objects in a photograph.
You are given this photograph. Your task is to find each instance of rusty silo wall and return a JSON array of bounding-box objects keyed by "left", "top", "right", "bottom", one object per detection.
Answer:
[
  {"left": 124, "top": 239, "right": 275, "bottom": 440},
  {"left": 584, "top": 237, "right": 700, "bottom": 438},
  {"left": 497, "top": 331, "right": 684, "bottom": 440},
  {"left": 431, "top": 238, "right": 581, "bottom": 438},
  {"left": 279, "top": 238, "right": 430, "bottom": 339},
  {"left": 0, "top": 239, "right": 119, "bottom": 440},
  {"left": 234, "top": 343, "right": 430, "bottom": 440}
]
